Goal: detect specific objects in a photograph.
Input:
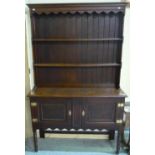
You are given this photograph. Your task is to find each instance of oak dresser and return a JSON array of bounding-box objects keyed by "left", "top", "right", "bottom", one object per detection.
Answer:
[{"left": 27, "top": 3, "right": 127, "bottom": 154}]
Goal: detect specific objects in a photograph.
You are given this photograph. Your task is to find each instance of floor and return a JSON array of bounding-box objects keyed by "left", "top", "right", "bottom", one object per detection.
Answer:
[{"left": 25, "top": 132, "right": 129, "bottom": 155}]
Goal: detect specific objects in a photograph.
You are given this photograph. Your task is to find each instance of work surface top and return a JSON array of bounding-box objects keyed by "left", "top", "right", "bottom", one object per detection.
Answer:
[{"left": 28, "top": 87, "right": 126, "bottom": 98}]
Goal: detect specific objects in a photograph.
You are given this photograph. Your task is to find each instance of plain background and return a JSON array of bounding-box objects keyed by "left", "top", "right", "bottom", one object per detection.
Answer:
[{"left": 0, "top": 0, "right": 155, "bottom": 155}]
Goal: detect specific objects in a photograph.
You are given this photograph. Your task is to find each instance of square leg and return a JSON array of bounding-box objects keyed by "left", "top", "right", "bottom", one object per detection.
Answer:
[
  {"left": 116, "top": 129, "right": 121, "bottom": 154},
  {"left": 33, "top": 130, "right": 38, "bottom": 152},
  {"left": 109, "top": 130, "right": 115, "bottom": 140},
  {"left": 40, "top": 129, "right": 45, "bottom": 138}
]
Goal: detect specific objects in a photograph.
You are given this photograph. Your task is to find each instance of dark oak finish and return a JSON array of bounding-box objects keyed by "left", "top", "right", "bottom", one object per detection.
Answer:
[
  {"left": 28, "top": 2, "right": 127, "bottom": 153},
  {"left": 109, "top": 130, "right": 115, "bottom": 140},
  {"left": 29, "top": 87, "right": 126, "bottom": 98},
  {"left": 33, "top": 38, "right": 123, "bottom": 42},
  {"left": 33, "top": 131, "right": 38, "bottom": 152},
  {"left": 40, "top": 129, "right": 45, "bottom": 138},
  {"left": 82, "top": 98, "right": 117, "bottom": 129},
  {"left": 34, "top": 63, "right": 121, "bottom": 67}
]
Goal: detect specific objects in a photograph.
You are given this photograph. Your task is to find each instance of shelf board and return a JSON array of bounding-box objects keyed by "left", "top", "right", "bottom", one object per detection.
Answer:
[
  {"left": 33, "top": 38, "right": 123, "bottom": 42},
  {"left": 34, "top": 63, "right": 121, "bottom": 67}
]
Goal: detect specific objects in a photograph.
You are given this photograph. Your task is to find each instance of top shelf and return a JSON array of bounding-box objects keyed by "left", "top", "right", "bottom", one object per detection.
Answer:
[{"left": 33, "top": 38, "right": 123, "bottom": 42}]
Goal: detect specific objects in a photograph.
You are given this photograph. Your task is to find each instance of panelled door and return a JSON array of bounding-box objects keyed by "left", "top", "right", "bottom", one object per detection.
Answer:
[
  {"left": 38, "top": 98, "right": 72, "bottom": 129},
  {"left": 81, "top": 98, "right": 120, "bottom": 129}
]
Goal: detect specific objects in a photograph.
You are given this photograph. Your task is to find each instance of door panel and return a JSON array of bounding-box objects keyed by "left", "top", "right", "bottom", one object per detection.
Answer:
[
  {"left": 41, "top": 103, "right": 66, "bottom": 120},
  {"left": 81, "top": 98, "right": 118, "bottom": 129},
  {"left": 38, "top": 98, "right": 72, "bottom": 129},
  {"left": 85, "top": 102, "right": 115, "bottom": 122}
]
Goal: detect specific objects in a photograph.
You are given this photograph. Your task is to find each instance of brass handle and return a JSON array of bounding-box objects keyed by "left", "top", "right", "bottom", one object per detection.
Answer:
[
  {"left": 68, "top": 110, "right": 72, "bottom": 116},
  {"left": 32, "top": 118, "right": 38, "bottom": 123},
  {"left": 117, "top": 103, "right": 124, "bottom": 108},
  {"left": 31, "top": 102, "right": 37, "bottom": 107},
  {"left": 82, "top": 110, "right": 85, "bottom": 117},
  {"left": 116, "top": 119, "right": 123, "bottom": 124}
]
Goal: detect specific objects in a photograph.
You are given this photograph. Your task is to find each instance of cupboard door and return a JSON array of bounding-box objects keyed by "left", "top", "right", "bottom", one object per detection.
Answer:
[
  {"left": 81, "top": 98, "right": 118, "bottom": 129},
  {"left": 38, "top": 98, "right": 72, "bottom": 129}
]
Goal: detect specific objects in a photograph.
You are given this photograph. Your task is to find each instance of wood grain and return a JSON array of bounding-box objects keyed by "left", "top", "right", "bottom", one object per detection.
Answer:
[{"left": 28, "top": 87, "right": 126, "bottom": 98}]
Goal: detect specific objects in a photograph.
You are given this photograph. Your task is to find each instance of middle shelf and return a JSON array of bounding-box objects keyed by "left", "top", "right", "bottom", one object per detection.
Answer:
[
  {"left": 34, "top": 63, "right": 121, "bottom": 67},
  {"left": 32, "top": 38, "right": 123, "bottom": 42}
]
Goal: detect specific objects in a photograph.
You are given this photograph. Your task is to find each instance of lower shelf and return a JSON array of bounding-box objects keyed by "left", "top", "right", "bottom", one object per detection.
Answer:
[{"left": 44, "top": 128, "right": 109, "bottom": 134}]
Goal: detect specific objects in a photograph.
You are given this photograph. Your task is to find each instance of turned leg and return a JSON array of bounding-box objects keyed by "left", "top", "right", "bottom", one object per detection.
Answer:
[
  {"left": 33, "top": 130, "right": 38, "bottom": 152},
  {"left": 109, "top": 130, "right": 115, "bottom": 140},
  {"left": 116, "top": 129, "right": 121, "bottom": 154},
  {"left": 40, "top": 129, "right": 45, "bottom": 138}
]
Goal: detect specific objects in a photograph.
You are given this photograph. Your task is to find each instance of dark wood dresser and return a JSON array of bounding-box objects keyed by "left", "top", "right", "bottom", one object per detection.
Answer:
[{"left": 27, "top": 3, "right": 127, "bottom": 154}]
